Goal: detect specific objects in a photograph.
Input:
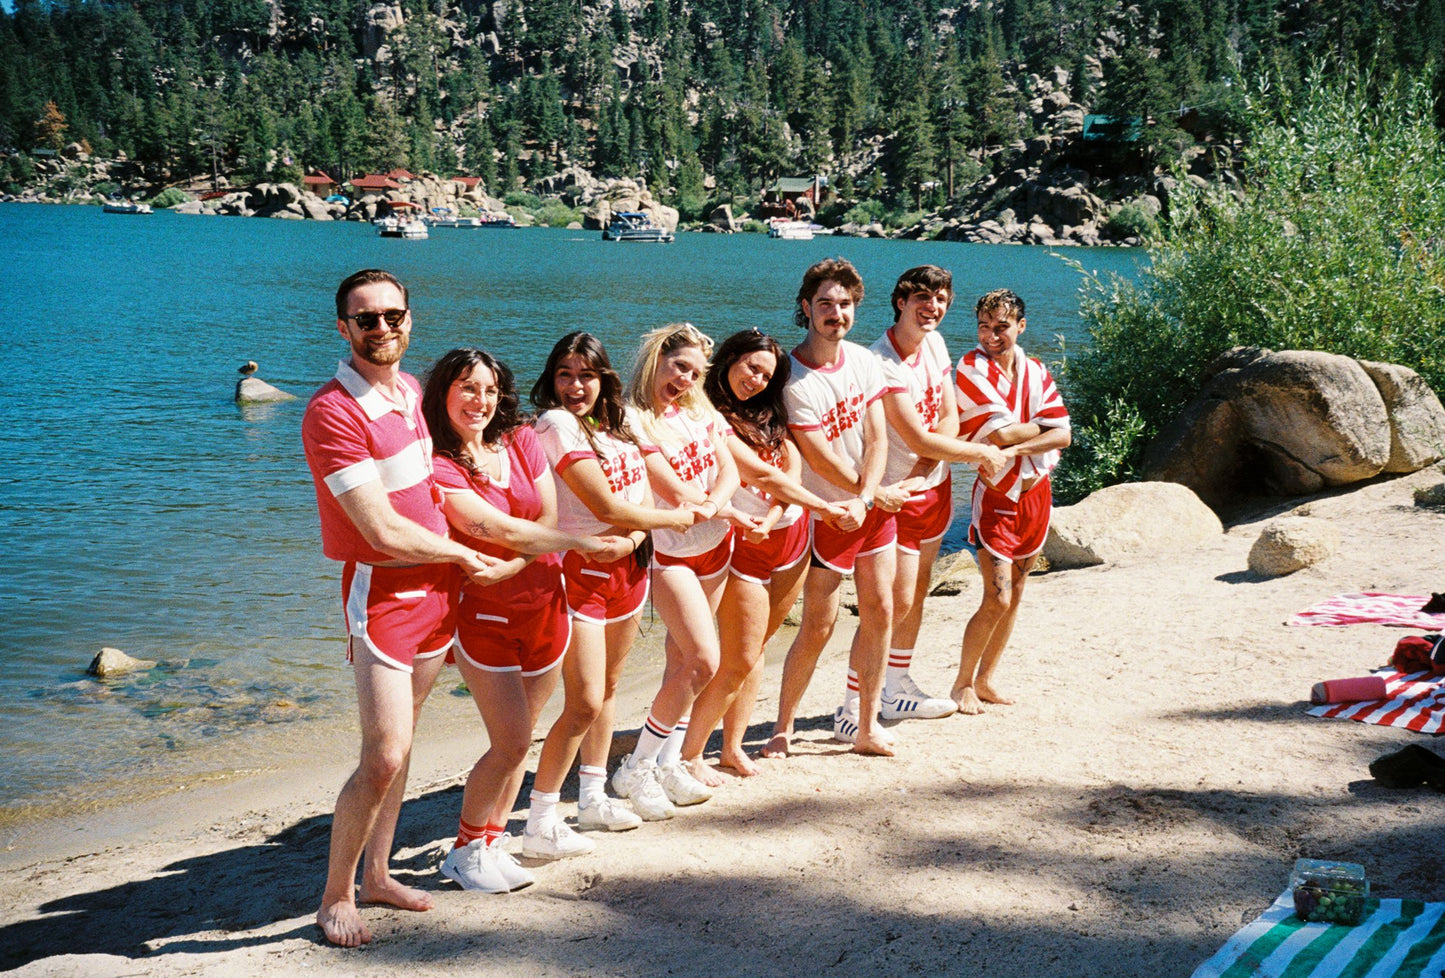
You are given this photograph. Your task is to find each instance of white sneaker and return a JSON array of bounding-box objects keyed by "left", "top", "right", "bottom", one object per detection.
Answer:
[
  {"left": 440, "top": 839, "right": 522, "bottom": 893},
  {"left": 577, "top": 795, "right": 643, "bottom": 832},
  {"left": 611, "top": 755, "right": 676, "bottom": 821},
  {"left": 657, "top": 760, "right": 713, "bottom": 806},
  {"left": 833, "top": 703, "right": 859, "bottom": 744},
  {"left": 488, "top": 841, "right": 535, "bottom": 890},
  {"left": 881, "top": 674, "right": 958, "bottom": 720},
  {"left": 522, "top": 819, "right": 596, "bottom": 860}
]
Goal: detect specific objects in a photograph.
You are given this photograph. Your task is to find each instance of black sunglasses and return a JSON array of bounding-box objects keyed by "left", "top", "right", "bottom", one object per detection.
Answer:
[{"left": 347, "top": 309, "right": 408, "bottom": 331}]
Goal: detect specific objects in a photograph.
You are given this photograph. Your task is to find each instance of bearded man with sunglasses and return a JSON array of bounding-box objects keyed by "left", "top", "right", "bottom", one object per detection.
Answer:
[{"left": 302, "top": 268, "right": 505, "bottom": 946}]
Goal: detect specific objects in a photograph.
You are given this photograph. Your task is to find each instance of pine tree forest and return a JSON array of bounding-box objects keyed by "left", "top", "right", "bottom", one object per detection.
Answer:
[{"left": 4, "top": 0, "right": 1445, "bottom": 213}]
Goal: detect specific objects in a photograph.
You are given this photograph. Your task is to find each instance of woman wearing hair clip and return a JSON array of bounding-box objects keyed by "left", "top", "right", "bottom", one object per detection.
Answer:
[
  {"left": 677, "top": 328, "right": 858, "bottom": 784},
  {"left": 523, "top": 332, "right": 699, "bottom": 841},
  {"left": 610, "top": 323, "right": 753, "bottom": 811}
]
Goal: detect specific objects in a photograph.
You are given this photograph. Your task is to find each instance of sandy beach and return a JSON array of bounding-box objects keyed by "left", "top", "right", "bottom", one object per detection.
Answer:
[{"left": 3, "top": 466, "right": 1443, "bottom": 977}]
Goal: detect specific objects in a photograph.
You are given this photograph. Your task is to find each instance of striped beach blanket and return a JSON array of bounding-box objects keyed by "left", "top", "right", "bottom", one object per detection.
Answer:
[
  {"left": 1288, "top": 593, "right": 1445, "bottom": 629},
  {"left": 1307, "top": 670, "right": 1445, "bottom": 734},
  {"left": 1192, "top": 891, "right": 1445, "bottom": 978}
]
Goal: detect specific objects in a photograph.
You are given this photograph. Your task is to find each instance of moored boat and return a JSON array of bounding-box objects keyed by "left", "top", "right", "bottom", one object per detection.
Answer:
[
  {"left": 102, "top": 200, "right": 153, "bottom": 215},
  {"left": 602, "top": 211, "right": 675, "bottom": 243},
  {"left": 767, "top": 218, "right": 815, "bottom": 240}
]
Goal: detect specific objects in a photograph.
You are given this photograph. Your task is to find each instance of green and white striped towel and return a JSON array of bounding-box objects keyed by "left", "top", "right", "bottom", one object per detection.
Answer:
[{"left": 1193, "top": 891, "right": 1445, "bottom": 978}]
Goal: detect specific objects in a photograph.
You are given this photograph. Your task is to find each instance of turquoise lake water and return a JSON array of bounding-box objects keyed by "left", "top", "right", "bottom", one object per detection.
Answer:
[{"left": 0, "top": 203, "right": 1141, "bottom": 823}]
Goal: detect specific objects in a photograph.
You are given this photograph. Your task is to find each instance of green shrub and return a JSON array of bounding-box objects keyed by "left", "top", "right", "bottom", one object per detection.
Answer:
[
  {"left": 1103, "top": 202, "right": 1158, "bottom": 241},
  {"left": 92, "top": 180, "right": 119, "bottom": 197},
  {"left": 148, "top": 187, "right": 191, "bottom": 208},
  {"left": 741, "top": 219, "right": 769, "bottom": 234},
  {"left": 883, "top": 207, "right": 923, "bottom": 230},
  {"left": 504, "top": 191, "right": 541, "bottom": 209},
  {"left": 842, "top": 199, "right": 885, "bottom": 226},
  {"left": 1057, "top": 65, "right": 1445, "bottom": 503},
  {"left": 534, "top": 200, "right": 582, "bottom": 227}
]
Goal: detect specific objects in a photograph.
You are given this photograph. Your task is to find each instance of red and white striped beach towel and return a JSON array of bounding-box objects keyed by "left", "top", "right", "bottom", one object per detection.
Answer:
[
  {"left": 1192, "top": 891, "right": 1445, "bottom": 978},
  {"left": 1288, "top": 593, "right": 1445, "bottom": 629},
  {"left": 1307, "top": 669, "right": 1445, "bottom": 734}
]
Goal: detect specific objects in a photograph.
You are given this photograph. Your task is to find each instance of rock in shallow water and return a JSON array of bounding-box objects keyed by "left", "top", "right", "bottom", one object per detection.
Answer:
[{"left": 88, "top": 647, "right": 157, "bottom": 677}]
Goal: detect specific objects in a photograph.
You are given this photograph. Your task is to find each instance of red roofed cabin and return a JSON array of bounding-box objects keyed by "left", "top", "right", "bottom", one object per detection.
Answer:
[
  {"left": 350, "top": 173, "right": 402, "bottom": 193},
  {"left": 302, "top": 171, "right": 336, "bottom": 192}
]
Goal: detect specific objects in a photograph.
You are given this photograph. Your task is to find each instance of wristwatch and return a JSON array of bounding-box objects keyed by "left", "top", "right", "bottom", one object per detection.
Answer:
[{"left": 861, "top": 492, "right": 875, "bottom": 511}]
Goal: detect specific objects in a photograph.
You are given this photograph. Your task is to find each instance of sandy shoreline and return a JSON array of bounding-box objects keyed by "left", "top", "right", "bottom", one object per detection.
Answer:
[{"left": 3, "top": 467, "right": 1444, "bottom": 977}]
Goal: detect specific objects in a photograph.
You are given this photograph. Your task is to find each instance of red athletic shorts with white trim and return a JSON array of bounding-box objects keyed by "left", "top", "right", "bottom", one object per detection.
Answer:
[
  {"left": 652, "top": 531, "right": 734, "bottom": 580},
  {"left": 341, "top": 562, "right": 459, "bottom": 673},
  {"left": 731, "top": 518, "right": 810, "bottom": 586},
  {"left": 811, "top": 506, "right": 897, "bottom": 575},
  {"left": 454, "top": 587, "right": 572, "bottom": 675},
  {"left": 563, "top": 549, "right": 649, "bottom": 625},
  {"left": 969, "top": 476, "right": 1052, "bottom": 561},
  {"left": 895, "top": 481, "right": 953, "bottom": 555}
]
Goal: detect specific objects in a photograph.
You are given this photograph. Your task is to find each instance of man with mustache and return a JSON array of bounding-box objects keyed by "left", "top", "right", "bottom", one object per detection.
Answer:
[{"left": 763, "top": 257, "right": 912, "bottom": 758}]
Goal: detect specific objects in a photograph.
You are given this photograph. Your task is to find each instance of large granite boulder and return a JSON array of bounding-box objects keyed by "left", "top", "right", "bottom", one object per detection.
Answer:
[
  {"left": 1145, "top": 349, "right": 1396, "bottom": 510},
  {"left": 88, "top": 647, "right": 156, "bottom": 677},
  {"left": 1358, "top": 360, "right": 1445, "bottom": 473},
  {"left": 1043, "top": 481, "right": 1222, "bottom": 569},
  {"left": 236, "top": 376, "right": 297, "bottom": 403}
]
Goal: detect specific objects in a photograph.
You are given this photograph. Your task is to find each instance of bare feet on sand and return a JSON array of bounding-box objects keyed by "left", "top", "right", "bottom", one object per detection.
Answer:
[
  {"left": 719, "top": 746, "right": 763, "bottom": 777},
  {"left": 358, "top": 876, "right": 435, "bottom": 912},
  {"left": 952, "top": 682, "right": 1014, "bottom": 716},
  {"left": 759, "top": 731, "right": 791, "bottom": 758},
  {"left": 851, "top": 731, "right": 896, "bottom": 757},
  {"left": 686, "top": 755, "right": 727, "bottom": 788},
  {"left": 975, "top": 680, "right": 1014, "bottom": 706},
  {"left": 317, "top": 899, "right": 372, "bottom": 948}
]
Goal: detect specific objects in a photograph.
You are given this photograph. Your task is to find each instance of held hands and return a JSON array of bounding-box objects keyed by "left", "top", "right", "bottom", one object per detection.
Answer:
[
  {"left": 975, "top": 443, "right": 1008, "bottom": 478},
  {"left": 821, "top": 500, "right": 862, "bottom": 533},
  {"left": 723, "top": 504, "right": 763, "bottom": 535},
  {"left": 874, "top": 480, "right": 919, "bottom": 513},
  {"left": 584, "top": 534, "right": 634, "bottom": 563},
  {"left": 462, "top": 551, "right": 524, "bottom": 587},
  {"left": 839, "top": 497, "right": 868, "bottom": 528}
]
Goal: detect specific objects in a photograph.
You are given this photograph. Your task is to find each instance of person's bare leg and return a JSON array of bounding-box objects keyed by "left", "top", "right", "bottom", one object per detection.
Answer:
[
  {"left": 646, "top": 568, "right": 724, "bottom": 729},
  {"left": 357, "top": 649, "right": 445, "bottom": 910},
  {"left": 953, "top": 549, "right": 1014, "bottom": 714},
  {"left": 453, "top": 663, "right": 534, "bottom": 834},
  {"left": 849, "top": 547, "right": 896, "bottom": 756},
  {"left": 972, "top": 556, "right": 1034, "bottom": 706},
  {"left": 486, "top": 667, "right": 563, "bottom": 828},
  {"left": 317, "top": 643, "right": 433, "bottom": 946},
  {"left": 735, "top": 556, "right": 807, "bottom": 765},
  {"left": 684, "top": 574, "right": 767, "bottom": 783},
  {"left": 892, "top": 537, "right": 942, "bottom": 651},
  {"left": 764, "top": 563, "right": 842, "bottom": 757},
  {"left": 578, "top": 615, "right": 640, "bottom": 772},
  {"left": 532, "top": 623, "right": 605, "bottom": 795}
]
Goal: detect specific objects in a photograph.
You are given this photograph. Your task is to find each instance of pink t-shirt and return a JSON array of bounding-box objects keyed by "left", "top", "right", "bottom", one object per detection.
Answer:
[
  {"left": 432, "top": 426, "right": 563, "bottom": 609},
  {"left": 533, "top": 408, "right": 649, "bottom": 536},
  {"left": 635, "top": 405, "right": 730, "bottom": 557},
  {"left": 302, "top": 360, "right": 447, "bottom": 563},
  {"left": 873, "top": 327, "right": 952, "bottom": 489},
  {"left": 732, "top": 436, "right": 803, "bottom": 527},
  {"left": 783, "top": 340, "right": 887, "bottom": 504}
]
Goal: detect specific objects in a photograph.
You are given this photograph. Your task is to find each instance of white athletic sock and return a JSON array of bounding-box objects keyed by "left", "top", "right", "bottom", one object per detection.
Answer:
[
  {"left": 885, "top": 649, "right": 914, "bottom": 694},
  {"left": 844, "top": 669, "right": 861, "bottom": 713},
  {"left": 527, "top": 789, "right": 560, "bottom": 832},
  {"left": 656, "top": 716, "right": 688, "bottom": 768},
  {"left": 629, "top": 712, "right": 674, "bottom": 765},
  {"left": 578, "top": 765, "right": 608, "bottom": 808}
]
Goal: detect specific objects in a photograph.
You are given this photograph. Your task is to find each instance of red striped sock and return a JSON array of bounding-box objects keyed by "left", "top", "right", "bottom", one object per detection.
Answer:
[
  {"left": 484, "top": 822, "right": 506, "bottom": 847},
  {"left": 455, "top": 816, "right": 487, "bottom": 851}
]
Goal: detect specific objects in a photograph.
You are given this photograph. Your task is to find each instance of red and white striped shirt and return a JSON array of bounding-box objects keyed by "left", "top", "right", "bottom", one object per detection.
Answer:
[{"left": 955, "top": 344, "right": 1070, "bottom": 500}]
